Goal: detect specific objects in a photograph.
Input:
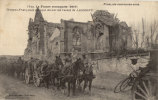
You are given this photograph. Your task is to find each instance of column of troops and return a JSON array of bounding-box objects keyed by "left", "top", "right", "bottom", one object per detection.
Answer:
[{"left": 0, "top": 53, "right": 96, "bottom": 96}]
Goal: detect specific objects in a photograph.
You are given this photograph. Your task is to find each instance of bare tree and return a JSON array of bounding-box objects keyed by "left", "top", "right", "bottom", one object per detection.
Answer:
[
  {"left": 141, "top": 18, "right": 145, "bottom": 48},
  {"left": 130, "top": 19, "right": 158, "bottom": 51},
  {"left": 150, "top": 20, "right": 158, "bottom": 44},
  {"left": 145, "top": 36, "right": 150, "bottom": 49},
  {"left": 131, "top": 29, "right": 139, "bottom": 50},
  {"left": 155, "top": 34, "right": 158, "bottom": 44}
]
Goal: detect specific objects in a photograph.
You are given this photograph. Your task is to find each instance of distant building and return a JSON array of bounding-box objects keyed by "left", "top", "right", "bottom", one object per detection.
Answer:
[{"left": 24, "top": 8, "right": 132, "bottom": 60}]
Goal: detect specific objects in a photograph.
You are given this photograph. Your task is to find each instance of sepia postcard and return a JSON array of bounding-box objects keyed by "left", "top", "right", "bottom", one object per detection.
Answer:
[{"left": 0, "top": 0, "right": 158, "bottom": 100}]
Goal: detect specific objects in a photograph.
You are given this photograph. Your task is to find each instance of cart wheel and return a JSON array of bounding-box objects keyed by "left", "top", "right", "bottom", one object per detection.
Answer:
[
  {"left": 132, "top": 79, "right": 156, "bottom": 100},
  {"left": 25, "top": 69, "right": 30, "bottom": 84},
  {"left": 33, "top": 73, "right": 41, "bottom": 87}
]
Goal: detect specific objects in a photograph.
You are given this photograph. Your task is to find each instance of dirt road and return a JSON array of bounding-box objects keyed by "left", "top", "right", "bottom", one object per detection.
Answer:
[{"left": 0, "top": 74, "right": 131, "bottom": 100}]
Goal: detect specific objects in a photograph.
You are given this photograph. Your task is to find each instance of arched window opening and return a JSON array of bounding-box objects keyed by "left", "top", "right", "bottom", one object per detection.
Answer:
[
  {"left": 72, "top": 26, "right": 82, "bottom": 52},
  {"left": 72, "top": 27, "right": 81, "bottom": 46}
]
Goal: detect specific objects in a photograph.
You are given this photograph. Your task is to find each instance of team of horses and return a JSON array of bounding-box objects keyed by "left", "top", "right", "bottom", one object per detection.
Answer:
[{"left": 1, "top": 57, "right": 96, "bottom": 96}]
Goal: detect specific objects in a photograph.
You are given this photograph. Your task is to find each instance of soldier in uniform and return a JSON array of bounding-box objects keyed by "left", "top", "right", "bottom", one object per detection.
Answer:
[
  {"left": 72, "top": 52, "right": 77, "bottom": 63},
  {"left": 15, "top": 57, "right": 24, "bottom": 78},
  {"left": 81, "top": 54, "right": 89, "bottom": 71},
  {"left": 40, "top": 60, "right": 48, "bottom": 74},
  {"left": 65, "top": 53, "right": 72, "bottom": 67},
  {"left": 27, "top": 57, "right": 35, "bottom": 75},
  {"left": 138, "top": 50, "right": 158, "bottom": 77},
  {"left": 40, "top": 60, "right": 51, "bottom": 88},
  {"left": 62, "top": 53, "right": 72, "bottom": 75},
  {"left": 17, "top": 57, "right": 23, "bottom": 65},
  {"left": 55, "top": 55, "right": 63, "bottom": 70}
]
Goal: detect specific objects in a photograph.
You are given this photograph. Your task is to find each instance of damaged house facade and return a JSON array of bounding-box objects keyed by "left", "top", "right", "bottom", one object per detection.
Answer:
[{"left": 24, "top": 8, "right": 132, "bottom": 60}]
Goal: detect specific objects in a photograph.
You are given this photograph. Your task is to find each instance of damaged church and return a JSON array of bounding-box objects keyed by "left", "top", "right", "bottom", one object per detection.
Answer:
[{"left": 24, "top": 8, "right": 132, "bottom": 61}]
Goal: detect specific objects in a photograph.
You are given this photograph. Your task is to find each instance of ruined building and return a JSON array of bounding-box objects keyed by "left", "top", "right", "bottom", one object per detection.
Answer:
[{"left": 24, "top": 8, "right": 132, "bottom": 60}]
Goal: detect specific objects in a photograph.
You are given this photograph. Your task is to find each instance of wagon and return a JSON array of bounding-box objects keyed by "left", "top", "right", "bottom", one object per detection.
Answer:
[
  {"left": 114, "top": 50, "right": 158, "bottom": 100},
  {"left": 33, "top": 69, "right": 50, "bottom": 87},
  {"left": 24, "top": 59, "right": 50, "bottom": 87},
  {"left": 131, "top": 50, "right": 158, "bottom": 100}
]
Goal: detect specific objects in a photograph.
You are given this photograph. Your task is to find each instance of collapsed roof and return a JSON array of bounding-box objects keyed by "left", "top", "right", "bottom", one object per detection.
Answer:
[{"left": 92, "top": 10, "right": 120, "bottom": 26}]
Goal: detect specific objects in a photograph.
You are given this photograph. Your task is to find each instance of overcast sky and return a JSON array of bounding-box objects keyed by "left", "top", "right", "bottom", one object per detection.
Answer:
[{"left": 0, "top": 0, "right": 158, "bottom": 55}]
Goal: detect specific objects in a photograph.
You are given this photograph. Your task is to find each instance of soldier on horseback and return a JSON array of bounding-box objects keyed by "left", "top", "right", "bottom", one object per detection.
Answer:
[
  {"left": 55, "top": 55, "right": 63, "bottom": 70},
  {"left": 82, "top": 54, "right": 88, "bottom": 69},
  {"left": 62, "top": 53, "right": 72, "bottom": 75},
  {"left": 80, "top": 54, "right": 96, "bottom": 92},
  {"left": 65, "top": 53, "right": 72, "bottom": 66}
]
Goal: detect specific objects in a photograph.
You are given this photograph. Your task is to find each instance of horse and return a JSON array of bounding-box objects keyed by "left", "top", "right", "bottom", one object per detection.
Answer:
[
  {"left": 40, "top": 61, "right": 52, "bottom": 89},
  {"left": 60, "top": 58, "right": 84, "bottom": 96},
  {"left": 49, "top": 56, "right": 64, "bottom": 88},
  {"left": 82, "top": 64, "right": 96, "bottom": 93},
  {"left": 76, "top": 63, "right": 96, "bottom": 94}
]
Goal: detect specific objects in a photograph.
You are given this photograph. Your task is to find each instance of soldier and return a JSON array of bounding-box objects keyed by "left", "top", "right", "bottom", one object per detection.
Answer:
[
  {"left": 27, "top": 57, "right": 33, "bottom": 68},
  {"left": 40, "top": 60, "right": 50, "bottom": 89},
  {"left": 138, "top": 50, "right": 158, "bottom": 77},
  {"left": 17, "top": 57, "right": 23, "bottom": 65},
  {"left": 15, "top": 57, "right": 24, "bottom": 78},
  {"left": 82, "top": 54, "right": 89, "bottom": 68},
  {"left": 65, "top": 53, "right": 72, "bottom": 67},
  {"left": 62, "top": 53, "right": 72, "bottom": 75},
  {"left": 27, "top": 57, "right": 34, "bottom": 75},
  {"left": 72, "top": 51, "right": 79, "bottom": 63},
  {"left": 40, "top": 60, "right": 48, "bottom": 74},
  {"left": 55, "top": 55, "right": 63, "bottom": 70}
]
